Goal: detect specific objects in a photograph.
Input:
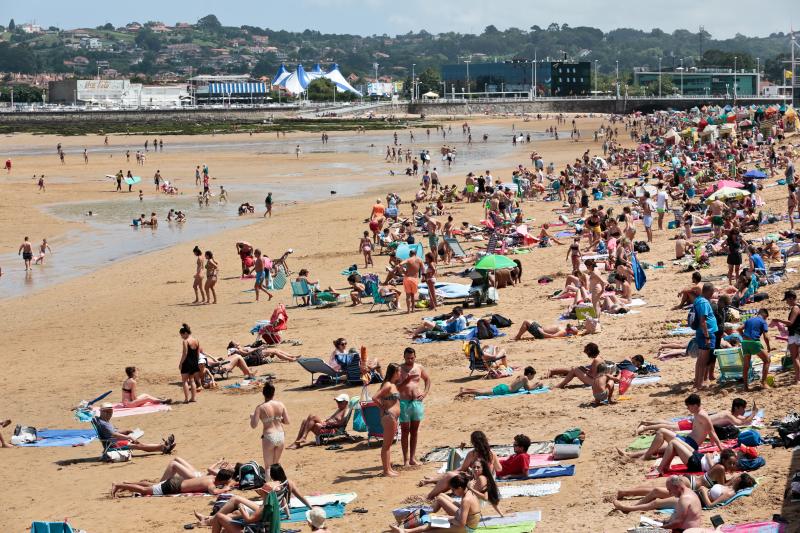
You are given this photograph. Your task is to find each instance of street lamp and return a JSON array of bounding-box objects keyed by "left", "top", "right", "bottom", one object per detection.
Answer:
[
  {"left": 658, "top": 57, "right": 662, "bottom": 98},
  {"left": 594, "top": 60, "right": 598, "bottom": 96},
  {"left": 756, "top": 57, "right": 760, "bottom": 96},
  {"left": 733, "top": 56, "right": 738, "bottom": 102},
  {"left": 464, "top": 60, "right": 471, "bottom": 98},
  {"left": 411, "top": 63, "right": 415, "bottom": 102},
  {"left": 615, "top": 59, "right": 619, "bottom": 98},
  {"left": 679, "top": 58, "right": 684, "bottom": 96}
]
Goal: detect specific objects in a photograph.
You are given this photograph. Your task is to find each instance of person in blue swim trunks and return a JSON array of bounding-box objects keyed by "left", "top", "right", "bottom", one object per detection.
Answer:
[
  {"left": 253, "top": 249, "right": 273, "bottom": 302},
  {"left": 455, "top": 367, "right": 542, "bottom": 398},
  {"left": 398, "top": 347, "right": 431, "bottom": 466}
]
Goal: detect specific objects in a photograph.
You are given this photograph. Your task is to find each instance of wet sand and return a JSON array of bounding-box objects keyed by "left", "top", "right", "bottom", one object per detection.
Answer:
[{"left": 0, "top": 117, "right": 797, "bottom": 532}]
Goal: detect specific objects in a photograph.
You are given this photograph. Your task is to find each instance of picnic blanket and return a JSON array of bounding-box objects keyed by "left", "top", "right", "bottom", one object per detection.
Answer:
[
  {"left": 17, "top": 429, "right": 97, "bottom": 447},
  {"left": 88, "top": 403, "right": 171, "bottom": 418},
  {"left": 497, "top": 465, "right": 575, "bottom": 481},
  {"left": 475, "top": 386, "right": 550, "bottom": 400},
  {"left": 285, "top": 502, "right": 345, "bottom": 523}
]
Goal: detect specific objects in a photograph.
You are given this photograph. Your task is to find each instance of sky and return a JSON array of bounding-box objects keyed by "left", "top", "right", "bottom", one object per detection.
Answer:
[{"left": 6, "top": 0, "right": 797, "bottom": 39}]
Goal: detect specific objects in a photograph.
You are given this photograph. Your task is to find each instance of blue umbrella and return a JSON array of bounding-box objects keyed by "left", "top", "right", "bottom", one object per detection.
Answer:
[
  {"left": 631, "top": 252, "right": 646, "bottom": 291},
  {"left": 743, "top": 169, "right": 767, "bottom": 179}
]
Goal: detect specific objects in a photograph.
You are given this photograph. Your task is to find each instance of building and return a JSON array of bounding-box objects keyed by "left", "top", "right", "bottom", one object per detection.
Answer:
[
  {"left": 48, "top": 79, "right": 189, "bottom": 107},
  {"left": 440, "top": 60, "right": 591, "bottom": 97},
  {"left": 80, "top": 37, "right": 101, "bottom": 49},
  {"left": 188, "top": 75, "right": 270, "bottom": 104},
  {"left": 633, "top": 68, "right": 758, "bottom": 97}
]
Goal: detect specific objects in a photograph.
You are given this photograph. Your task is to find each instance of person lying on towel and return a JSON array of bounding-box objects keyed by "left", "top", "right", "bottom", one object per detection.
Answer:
[
  {"left": 456, "top": 367, "right": 542, "bottom": 398},
  {"left": 496, "top": 434, "right": 532, "bottom": 479},
  {"left": 111, "top": 468, "right": 235, "bottom": 498}
]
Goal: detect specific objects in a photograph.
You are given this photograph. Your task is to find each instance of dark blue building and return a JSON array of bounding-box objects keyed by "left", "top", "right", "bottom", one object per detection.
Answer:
[{"left": 440, "top": 60, "right": 591, "bottom": 97}]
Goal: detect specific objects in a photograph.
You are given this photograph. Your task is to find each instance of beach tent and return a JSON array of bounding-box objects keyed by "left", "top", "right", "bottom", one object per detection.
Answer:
[
  {"left": 272, "top": 64, "right": 290, "bottom": 87},
  {"left": 324, "top": 64, "right": 362, "bottom": 96},
  {"left": 308, "top": 63, "right": 325, "bottom": 81},
  {"left": 282, "top": 65, "right": 311, "bottom": 95},
  {"left": 422, "top": 91, "right": 440, "bottom": 99}
]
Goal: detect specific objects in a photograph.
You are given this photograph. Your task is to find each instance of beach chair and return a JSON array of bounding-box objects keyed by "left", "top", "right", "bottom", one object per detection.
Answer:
[
  {"left": 290, "top": 280, "right": 311, "bottom": 307},
  {"left": 343, "top": 353, "right": 382, "bottom": 386},
  {"left": 241, "top": 490, "right": 280, "bottom": 533},
  {"left": 715, "top": 347, "right": 756, "bottom": 384},
  {"left": 271, "top": 269, "right": 287, "bottom": 290},
  {"left": 360, "top": 401, "right": 400, "bottom": 446},
  {"left": 88, "top": 416, "right": 130, "bottom": 461},
  {"left": 296, "top": 357, "right": 344, "bottom": 386},
  {"left": 30, "top": 523, "right": 74, "bottom": 533},
  {"left": 396, "top": 242, "right": 424, "bottom": 260},
  {"left": 256, "top": 304, "right": 288, "bottom": 345},
  {"left": 486, "top": 232, "right": 499, "bottom": 254},
  {"left": 315, "top": 398, "right": 358, "bottom": 445},
  {"left": 369, "top": 283, "right": 397, "bottom": 312},
  {"left": 466, "top": 340, "right": 489, "bottom": 376},
  {"left": 444, "top": 236, "right": 467, "bottom": 259}
]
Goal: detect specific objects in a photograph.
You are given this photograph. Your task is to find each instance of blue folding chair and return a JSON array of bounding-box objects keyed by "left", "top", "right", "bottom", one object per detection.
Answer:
[{"left": 290, "top": 279, "right": 311, "bottom": 306}]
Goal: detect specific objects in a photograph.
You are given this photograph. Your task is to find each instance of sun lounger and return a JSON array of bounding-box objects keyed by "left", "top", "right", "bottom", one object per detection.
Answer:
[
  {"left": 716, "top": 347, "right": 756, "bottom": 384},
  {"left": 30, "top": 523, "right": 75, "bottom": 533},
  {"left": 316, "top": 399, "right": 357, "bottom": 445},
  {"left": 444, "top": 236, "right": 467, "bottom": 258},
  {"left": 296, "top": 357, "right": 344, "bottom": 386}
]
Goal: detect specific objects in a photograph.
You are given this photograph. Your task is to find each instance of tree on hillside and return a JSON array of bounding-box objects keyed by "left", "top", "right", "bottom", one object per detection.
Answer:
[
  {"left": 700, "top": 49, "right": 755, "bottom": 70},
  {"left": 0, "top": 42, "right": 37, "bottom": 73},
  {"left": 134, "top": 29, "right": 162, "bottom": 52},
  {"left": 8, "top": 19, "right": 15, "bottom": 31},
  {"left": 197, "top": 14, "right": 222, "bottom": 33},
  {"left": 417, "top": 67, "right": 440, "bottom": 94}
]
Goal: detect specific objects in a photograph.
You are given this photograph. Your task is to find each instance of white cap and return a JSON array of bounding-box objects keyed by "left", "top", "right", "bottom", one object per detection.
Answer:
[
  {"left": 334, "top": 393, "right": 350, "bottom": 403},
  {"left": 100, "top": 402, "right": 114, "bottom": 410},
  {"left": 306, "top": 507, "right": 327, "bottom": 528}
]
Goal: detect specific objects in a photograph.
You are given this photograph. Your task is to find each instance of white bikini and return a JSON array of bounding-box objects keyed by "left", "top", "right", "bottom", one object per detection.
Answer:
[{"left": 261, "top": 415, "right": 285, "bottom": 445}]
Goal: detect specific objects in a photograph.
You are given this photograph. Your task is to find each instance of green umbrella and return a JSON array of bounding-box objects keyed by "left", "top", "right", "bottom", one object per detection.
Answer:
[{"left": 475, "top": 254, "right": 517, "bottom": 270}]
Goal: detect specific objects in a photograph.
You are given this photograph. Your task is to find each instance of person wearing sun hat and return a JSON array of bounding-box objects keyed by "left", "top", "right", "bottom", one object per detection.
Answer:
[
  {"left": 93, "top": 402, "right": 175, "bottom": 454},
  {"left": 287, "top": 394, "right": 350, "bottom": 449},
  {"left": 306, "top": 506, "right": 330, "bottom": 532}
]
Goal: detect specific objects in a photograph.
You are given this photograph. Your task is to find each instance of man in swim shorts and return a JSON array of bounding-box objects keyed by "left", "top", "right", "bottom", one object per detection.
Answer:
[
  {"left": 18, "top": 236, "right": 33, "bottom": 271},
  {"left": 456, "top": 366, "right": 542, "bottom": 398},
  {"left": 709, "top": 198, "right": 725, "bottom": 239},
  {"left": 111, "top": 469, "right": 235, "bottom": 498},
  {"left": 398, "top": 347, "right": 430, "bottom": 466},
  {"left": 400, "top": 250, "right": 424, "bottom": 314}
]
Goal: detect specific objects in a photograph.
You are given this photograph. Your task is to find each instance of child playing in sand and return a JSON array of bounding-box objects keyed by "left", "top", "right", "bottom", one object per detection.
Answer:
[
  {"left": 359, "top": 230, "right": 374, "bottom": 268},
  {"left": 592, "top": 363, "right": 619, "bottom": 405}
]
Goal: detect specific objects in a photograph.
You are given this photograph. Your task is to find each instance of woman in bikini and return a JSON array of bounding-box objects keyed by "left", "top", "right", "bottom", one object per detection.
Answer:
[
  {"left": 373, "top": 363, "right": 402, "bottom": 477},
  {"left": 122, "top": 366, "right": 170, "bottom": 407},
  {"left": 204, "top": 250, "right": 219, "bottom": 304},
  {"left": 424, "top": 252, "right": 438, "bottom": 311},
  {"left": 466, "top": 458, "right": 503, "bottom": 517},
  {"left": 192, "top": 246, "right": 205, "bottom": 304},
  {"left": 419, "top": 430, "right": 501, "bottom": 500},
  {"left": 359, "top": 230, "right": 374, "bottom": 269},
  {"left": 566, "top": 237, "right": 582, "bottom": 272},
  {"left": 391, "top": 473, "right": 482, "bottom": 533},
  {"left": 178, "top": 324, "right": 200, "bottom": 403},
  {"left": 250, "top": 382, "right": 289, "bottom": 480}
]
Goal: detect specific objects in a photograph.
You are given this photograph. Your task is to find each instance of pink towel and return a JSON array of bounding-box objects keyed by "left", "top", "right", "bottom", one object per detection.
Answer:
[{"left": 92, "top": 403, "right": 171, "bottom": 418}]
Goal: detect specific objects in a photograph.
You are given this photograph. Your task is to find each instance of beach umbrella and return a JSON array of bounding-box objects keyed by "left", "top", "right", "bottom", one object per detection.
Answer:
[
  {"left": 124, "top": 176, "right": 141, "bottom": 185},
  {"left": 475, "top": 254, "right": 517, "bottom": 270},
  {"left": 743, "top": 169, "right": 767, "bottom": 179},
  {"left": 702, "top": 180, "right": 744, "bottom": 196},
  {"left": 631, "top": 252, "right": 646, "bottom": 291},
  {"left": 705, "top": 187, "right": 750, "bottom": 203}
]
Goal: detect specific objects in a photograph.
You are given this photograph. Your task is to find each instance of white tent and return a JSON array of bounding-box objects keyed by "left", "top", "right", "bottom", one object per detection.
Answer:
[
  {"left": 324, "top": 64, "right": 362, "bottom": 96},
  {"left": 272, "top": 64, "right": 290, "bottom": 87},
  {"left": 308, "top": 63, "right": 324, "bottom": 81},
  {"left": 421, "top": 91, "right": 439, "bottom": 99},
  {"left": 282, "top": 64, "right": 311, "bottom": 95}
]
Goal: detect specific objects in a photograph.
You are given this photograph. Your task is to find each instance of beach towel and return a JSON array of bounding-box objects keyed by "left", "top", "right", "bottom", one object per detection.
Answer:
[
  {"left": 720, "top": 521, "right": 785, "bottom": 533},
  {"left": 475, "top": 386, "right": 550, "bottom": 400},
  {"left": 476, "top": 511, "right": 541, "bottom": 533},
  {"left": 17, "top": 429, "right": 96, "bottom": 448},
  {"left": 89, "top": 403, "right": 171, "bottom": 418},
  {"left": 417, "top": 282, "right": 473, "bottom": 299},
  {"left": 499, "top": 482, "right": 560, "bottom": 498},
  {"left": 289, "top": 493, "right": 357, "bottom": 508},
  {"left": 618, "top": 370, "right": 636, "bottom": 395},
  {"left": 668, "top": 326, "right": 695, "bottom": 336},
  {"left": 285, "top": 502, "right": 345, "bottom": 523},
  {"left": 223, "top": 376, "right": 274, "bottom": 389},
  {"left": 626, "top": 434, "right": 655, "bottom": 452},
  {"left": 627, "top": 298, "right": 648, "bottom": 307},
  {"left": 630, "top": 376, "right": 662, "bottom": 386},
  {"left": 30, "top": 522, "right": 75, "bottom": 533},
  {"left": 657, "top": 486, "right": 757, "bottom": 514},
  {"left": 497, "top": 465, "right": 575, "bottom": 481}
]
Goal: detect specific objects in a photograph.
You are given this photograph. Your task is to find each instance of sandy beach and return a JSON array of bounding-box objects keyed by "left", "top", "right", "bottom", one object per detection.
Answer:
[{"left": 0, "top": 116, "right": 798, "bottom": 532}]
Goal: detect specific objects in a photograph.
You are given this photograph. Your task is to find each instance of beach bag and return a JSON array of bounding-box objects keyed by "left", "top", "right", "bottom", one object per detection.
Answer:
[
  {"left": 633, "top": 241, "right": 650, "bottom": 253},
  {"left": 554, "top": 428, "right": 583, "bottom": 445},
  {"left": 352, "top": 407, "right": 367, "bottom": 433},
  {"left": 425, "top": 330, "right": 451, "bottom": 341},
  {"left": 714, "top": 424, "right": 740, "bottom": 440},
  {"left": 396, "top": 508, "right": 429, "bottom": 528},
  {"left": 687, "top": 305, "right": 700, "bottom": 330},
  {"left": 238, "top": 460, "right": 266, "bottom": 490},
  {"left": 553, "top": 443, "right": 581, "bottom": 460},
  {"left": 12, "top": 425, "right": 37, "bottom": 444},
  {"left": 105, "top": 449, "right": 132, "bottom": 462},
  {"left": 738, "top": 429, "right": 763, "bottom": 447},
  {"left": 475, "top": 319, "right": 495, "bottom": 340},
  {"left": 737, "top": 456, "right": 765, "bottom": 471},
  {"left": 490, "top": 314, "right": 513, "bottom": 328}
]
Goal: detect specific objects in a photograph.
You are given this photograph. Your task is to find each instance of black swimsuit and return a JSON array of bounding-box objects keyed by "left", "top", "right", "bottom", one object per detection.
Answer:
[{"left": 181, "top": 343, "right": 200, "bottom": 375}]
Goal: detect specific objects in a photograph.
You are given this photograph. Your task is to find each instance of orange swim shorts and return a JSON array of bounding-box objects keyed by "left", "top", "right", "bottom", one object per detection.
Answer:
[{"left": 403, "top": 276, "right": 419, "bottom": 294}]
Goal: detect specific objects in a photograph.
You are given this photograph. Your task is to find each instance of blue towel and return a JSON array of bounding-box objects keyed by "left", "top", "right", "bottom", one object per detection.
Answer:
[
  {"left": 18, "top": 429, "right": 97, "bottom": 447},
  {"left": 498, "top": 464, "right": 575, "bottom": 481},
  {"left": 475, "top": 386, "right": 550, "bottom": 400},
  {"left": 669, "top": 326, "right": 695, "bottom": 336},
  {"left": 285, "top": 502, "right": 345, "bottom": 523}
]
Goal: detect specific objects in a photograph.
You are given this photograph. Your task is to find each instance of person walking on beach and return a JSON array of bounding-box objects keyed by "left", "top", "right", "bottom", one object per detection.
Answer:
[
  {"left": 218, "top": 186, "right": 228, "bottom": 204},
  {"left": 18, "top": 236, "right": 33, "bottom": 271},
  {"left": 195, "top": 166, "right": 201, "bottom": 186},
  {"left": 154, "top": 170, "right": 162, "bottom": 191},
  {"left": 192, "top": 246, "right": 205, "bottom": 304},
  {"left": 178, "top": 323, "right": 201, "bottom": 403},
  {"left": 34, "top": 239, "right": 52, "bottom": 265},
  {"left": 37, "top": 175, "right": 45, "bottom": 192},
  {"left": 400, "top": 250, "right": 424, "bottom": 313},
  {"left": 115, "top": 170, "right": 123, "bottom": 192},
  {"left": 204, "top": 250, "right": 219, "bottom": 304},
  {"left": 295, "top": 145, "right": 301, "bottom": 159},
  {"left": 4, "top": 159, "right": 11, "bottom": 173},
  {"left": 250, "top": 382, "right": 289, "bottom": 481},
  {"left": 83, "top": 149, "right": 88, "bottom": 164},
  {"left": 253, "top": 249, "right": 273, "bottom": 302},
  {"left": 398, "top": 347, "right": 430, "bottom": 466},
  {"left": 264, "top": 192, "right": 273, "bottom": 218},
  {"left": 373, "top": 363, "right": 402, "bottom": 476}
]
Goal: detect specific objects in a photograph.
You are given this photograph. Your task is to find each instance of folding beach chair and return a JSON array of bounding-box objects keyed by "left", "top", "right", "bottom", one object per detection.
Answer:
[
  {"left": 89, "top": 416, "right": 131, "bottom": 461},
  {"left": 715, "top": 347, "right": 756, "bottom": 384},
  {"left": 271, "top": 269, "right": 287, "bottom": 290},
  {"left": 466, "top": 340, "right": 488, "bottom": 376},
  {"left": 241, "top": 490, "right": 280, "bottom": 533},
  {"left": 30, "top": 523, "right": 74, "bottom": 533},
  {"left": 444, "top": 236, "right": 467, "bottom": 259},
  {"left": 256, "top": 304, "right": 288, "bottom": 345},
  {"left": 486, "top": 232, "right": 499, "bottom": 254},
  {"left": 315, "top": 398, "right": 358, "bottom": 445},
  {"left": 290, "top": 279, "right": 311, "bottom": 307},
  {"left": 296, "top": 357, "right": 344, "bottom": 386},
  {"left": 369, "top": 283, "right": 397, "bottom": 312},
  {"left": 360, "top": 401, "right": 400, "bottom": 446},
  {"left": 343, "top": 353, "right": 382, "bottom": 385}
]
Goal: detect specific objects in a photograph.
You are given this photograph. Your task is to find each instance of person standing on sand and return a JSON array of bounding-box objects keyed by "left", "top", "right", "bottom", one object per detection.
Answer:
[
  {"left": 295, "top": 145, "right": 301, "bottom": 159},
  {"left": 195, "top": 165, "right": 201, "bottom": 186},
  {"left": 400, "top": 250, "right": 424, "bottom": 313},
  {"left": 372, "top": 363, "right": 402, "bottom": 476},
  {"left": 398, "top": 347, "right": 430, "bottom": 466},
  {"left": 264, "top": 192, "right": 273, "bottom": 218},
  {"left": 33, "top": 239, "right": 52, "bottom": 265},
  {"left": 37, "top": 175, "right": 45, "bottom": 192},
  {"left": 250, "top": 382, "right": 289, "bottom": 481},
  {"left": 178, "top": 323, "right": 201, "bottom": 403},
  {"left": 253, "top": 249, "right": 273, "bottom": 302},
  {"left": 192, "top": 246, "right": 205, "bottom": 304},
  {"left": 18, "top": 237, "right": 33, "bottom": 271},
  {"left": 204, "top": 250, "right": 219, "bottom": 304}
]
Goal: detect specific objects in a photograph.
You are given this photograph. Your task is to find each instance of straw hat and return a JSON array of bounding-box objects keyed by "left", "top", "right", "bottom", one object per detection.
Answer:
[{"left": 306, "top": 506, "right": 326, "bottom": 528}]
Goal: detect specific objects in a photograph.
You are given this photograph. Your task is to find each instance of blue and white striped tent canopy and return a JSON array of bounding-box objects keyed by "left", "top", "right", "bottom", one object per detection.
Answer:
[{"left": 209, "top": 82, "right": 267, "bottom": 95}]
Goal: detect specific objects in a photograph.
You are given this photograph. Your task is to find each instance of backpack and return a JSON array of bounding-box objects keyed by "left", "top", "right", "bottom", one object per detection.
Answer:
[
  {"left": 687, "top": 304, "right": 700, "bottom": 330},
  {"left": 633, "top": 241, "right": 650, "bottom": 253},
  {"left": 237, "top": 460, "right": 266, "bottom": 490},
  {"left": 554, "top": 427, "right": 583, "bottom": 445},
  {"left": 737, "top": 456, "right": 765, "bottom": 471},
  {"left": 738, "top": 429, "right": 763, "bottom": 447},
  {"left": 714, "top": 424, "right": 740, "bottom": 440},
  {"left": 425, "top": 330, "right": 451, "bottom": 341},
  {"left": 475, "top": 319, "right": 495, "bottom": 340},
  {"left": 490, "top": 314, "right": 513, "bottom": 328}
]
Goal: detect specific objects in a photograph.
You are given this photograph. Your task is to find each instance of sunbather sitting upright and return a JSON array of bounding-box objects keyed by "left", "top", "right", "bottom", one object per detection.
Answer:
[
  {"left": 288, "top": 393, "right": 350, "bottom": 449},
  {"left": 94, "top": 403, "right": 175, "bottom": 455},
  {"left": 513, "top": 320, "right": 578, "bottom": 341},
  {"left": 405, "top": 306, "right": 467, "bottom": 339},
  {"left": 548, "top": 342, "right": 604, "bottom": 388},
  {"left": 456, "top": 366, "right": 542, "bottom": 398},
  {"left": 675, "top": 271, "right": 703, "bottom": 309},
  {"left": 111, "top": 468, "right": 234, "bottom": 498},
  {"left": 591, "top": 363, "right": 619, "bottom": 405},
  {"left": 122, "top": 366, "right": 171, "bottom": 407},
  {"left": 635, "top": 398, "right": 756, "bottom": 435}
]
